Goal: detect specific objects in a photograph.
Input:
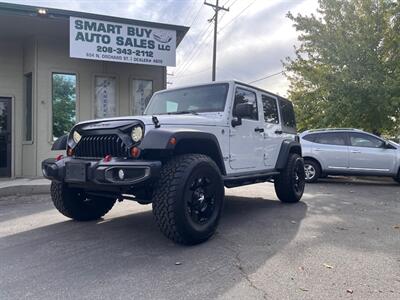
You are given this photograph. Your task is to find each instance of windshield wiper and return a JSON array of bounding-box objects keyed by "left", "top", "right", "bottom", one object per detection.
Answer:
[{"left": 167, "top": 110, "right": 199, "bottom": 115}]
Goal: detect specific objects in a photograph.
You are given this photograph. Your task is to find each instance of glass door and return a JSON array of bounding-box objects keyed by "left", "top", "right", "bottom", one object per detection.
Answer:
[{"left": 0, "top": 97, "right": 11, "bottom": 177}]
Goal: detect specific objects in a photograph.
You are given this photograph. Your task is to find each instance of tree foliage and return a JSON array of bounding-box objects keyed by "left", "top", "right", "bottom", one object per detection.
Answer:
[
  {"left": 284, "top": 0, "right": 400, "bottom": 136},
  {"left": 52, "top": 74, "right": 76, "bottom": 139}
]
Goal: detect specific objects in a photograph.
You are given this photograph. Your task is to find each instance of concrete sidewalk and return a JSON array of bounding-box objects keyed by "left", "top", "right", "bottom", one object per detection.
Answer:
[{"left": 0, "top": 178, "right": 50, "bottom": 197}]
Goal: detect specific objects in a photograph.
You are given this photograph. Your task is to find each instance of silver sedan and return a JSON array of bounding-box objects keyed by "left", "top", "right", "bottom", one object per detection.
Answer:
[{"left": 299, "top": 129, "right": 400, "bottom": 183}]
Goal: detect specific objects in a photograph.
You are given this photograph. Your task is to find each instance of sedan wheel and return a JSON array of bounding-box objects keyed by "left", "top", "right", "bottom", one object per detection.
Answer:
[
  {"left": 304, "top": 164, "right": 316, "bottom": 181},
  {"left": 304, "top": 160, "right": 321, "bottom": 183}
]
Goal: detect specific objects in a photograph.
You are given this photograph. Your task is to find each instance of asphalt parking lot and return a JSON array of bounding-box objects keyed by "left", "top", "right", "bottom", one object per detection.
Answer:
[{"left": 1, "top": 177, "right": 399, "bottom": 300}]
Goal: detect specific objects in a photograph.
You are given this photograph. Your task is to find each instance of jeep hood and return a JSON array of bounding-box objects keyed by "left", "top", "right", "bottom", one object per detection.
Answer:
[{"left": 76, "top": 112, "right": 226, "bottom": 130}]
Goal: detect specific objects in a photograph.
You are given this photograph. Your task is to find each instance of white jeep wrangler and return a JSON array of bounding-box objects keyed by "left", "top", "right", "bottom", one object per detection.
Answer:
[{"left": 42, "top": 81, "right": 305, "bottom": 244}]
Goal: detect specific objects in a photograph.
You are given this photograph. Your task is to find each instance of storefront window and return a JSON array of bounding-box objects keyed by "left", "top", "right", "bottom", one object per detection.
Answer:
[
  {"left": 95, "top": 76, "right": 117, "bottom": 119},
  {"left": 23, "top": 73, "right": 33, "bottom": 141},
  {"left": 132, "top": 80, "right": 153, "bottom": 115},
  {"left": 52, "top": 73, "right": 76, "bottom": 141}
]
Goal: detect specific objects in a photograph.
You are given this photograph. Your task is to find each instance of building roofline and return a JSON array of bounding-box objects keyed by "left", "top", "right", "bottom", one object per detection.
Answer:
[{"left": 0, "top": 2, "right": 189, "bottom": 45}]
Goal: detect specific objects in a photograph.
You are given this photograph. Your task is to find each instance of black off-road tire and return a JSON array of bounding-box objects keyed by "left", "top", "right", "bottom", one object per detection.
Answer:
[
  {"left": 274, "top": 153, "right": 305, "bottom": 203},
  {"left": 304, "top": 159, "right": 321, "bottom": 183},
  {"left": 50, "top": 182, "right": 116, "bottom": 221},
  {"left": 152, "top": 154, "right": 224, "bottom": 245}
]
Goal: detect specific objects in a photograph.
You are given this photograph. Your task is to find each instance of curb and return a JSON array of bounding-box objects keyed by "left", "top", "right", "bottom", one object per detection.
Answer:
[{"left": 0, "top": 184, "right": 50, "bottom": 198}]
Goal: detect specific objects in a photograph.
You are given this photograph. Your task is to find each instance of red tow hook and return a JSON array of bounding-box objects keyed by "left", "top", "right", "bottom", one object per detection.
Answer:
[{"left": 103, "top": 155, "right": 112, "bottom": 162}]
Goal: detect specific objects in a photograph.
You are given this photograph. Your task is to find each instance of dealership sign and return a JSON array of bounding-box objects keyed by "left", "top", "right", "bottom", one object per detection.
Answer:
[{"left": 70, "top": 17, "right": 176, "bottom": 66}]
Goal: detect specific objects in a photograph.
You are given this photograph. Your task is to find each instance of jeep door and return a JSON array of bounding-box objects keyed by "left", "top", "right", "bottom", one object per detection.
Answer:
[
  {"left": 229, "top": 86, "right": 264, "bottom": 170},
  {"left": 348, "top": 132, "right": 397, "bottom": 175},
  {"left": 261, "top": 94, "right": 284, "bottom": 167}
]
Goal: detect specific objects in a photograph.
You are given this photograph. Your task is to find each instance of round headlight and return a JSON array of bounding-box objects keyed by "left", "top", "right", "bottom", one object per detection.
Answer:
[
  {"left": 72, "top": 131, "right": 81, "bottom": 143},
  {"left": 131, "top": 126, "right": 143, "bottom": 142}
]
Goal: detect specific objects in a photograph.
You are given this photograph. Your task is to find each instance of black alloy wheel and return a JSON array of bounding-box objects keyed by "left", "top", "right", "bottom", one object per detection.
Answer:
[
  {"left": 293, "top": 158, "right": 306, "bottom": 195},
  {"left": 186, "top": 171, "right": 218, "bottom": 226}
]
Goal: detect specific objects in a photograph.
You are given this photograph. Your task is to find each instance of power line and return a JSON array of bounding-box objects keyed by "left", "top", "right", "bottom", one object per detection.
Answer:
[
  {"left": 175, "top": 22, "right": 214, "bottom": 76},
  {"left": 177, "top": 0, "right": 230, "bottom": 78},
  {"left": 175, "top": 1, "right": 230, "bottom": 77},
  {"left": 183, "top": 0, "right": 198, "bottom": 23},
  {"left": 170, "top": 67, "right": 211, "bottom": 79},
  {"left": 226, "top": 0, "right": 240, "bottom": 9},
  {"left": 248, "top": 71, "right": 284, "bottom": 84},
  {"left": 188, "top": 3, "right": 204, "bottom": 27},
  {"left": 218, "top": 0, "right": 257, "bottom": 33}
]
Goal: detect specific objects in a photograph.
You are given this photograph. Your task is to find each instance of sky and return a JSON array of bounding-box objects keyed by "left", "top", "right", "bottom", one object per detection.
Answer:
[{"left": 5, "top": 0, "right": 319, "bottom": 96}]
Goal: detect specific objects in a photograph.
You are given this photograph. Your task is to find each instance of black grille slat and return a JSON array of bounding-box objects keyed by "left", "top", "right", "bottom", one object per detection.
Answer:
[{"left": 75, "top": 134, "right": 128, "bottom": 158}]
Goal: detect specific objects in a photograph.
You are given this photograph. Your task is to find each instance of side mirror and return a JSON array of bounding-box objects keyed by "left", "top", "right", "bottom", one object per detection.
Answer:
[
  {"left": 231, "top": 103, "right": 253, "bottom": 127},
  {"left": 384, "top": 141, "right": 395, "bottom": 149}
]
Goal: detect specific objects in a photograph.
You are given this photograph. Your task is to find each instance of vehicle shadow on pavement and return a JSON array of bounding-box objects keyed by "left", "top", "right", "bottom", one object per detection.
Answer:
[{"left": 0, "top": 195, "right": 307, "bottom": 299}]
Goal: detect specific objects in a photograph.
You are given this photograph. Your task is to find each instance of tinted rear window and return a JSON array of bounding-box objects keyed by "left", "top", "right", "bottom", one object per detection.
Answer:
[
  {"left": 302, "top": 134, "right": 315, "bottom": 142},
  {"left": 312, "top": 132, "right": 347, "bottom": 145},
  {"left": 279, "top": 99, "right": 296, "bottom": 128}
]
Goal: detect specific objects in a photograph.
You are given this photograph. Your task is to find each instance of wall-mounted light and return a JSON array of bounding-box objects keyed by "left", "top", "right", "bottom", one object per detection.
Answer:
[{"left": 37, "top": 8, "right": 47, "bottom": 15}]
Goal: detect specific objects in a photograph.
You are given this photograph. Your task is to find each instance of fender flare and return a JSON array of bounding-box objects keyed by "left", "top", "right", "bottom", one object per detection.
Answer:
[
  {"left": 140, "top": 128, "right": 226, "bottom": 174},
  {"left": 51, "top": 134, "right": 68, "bottom": 150},
  {"left": 275, "top": 140, "right": 302, "bottom": 170}
]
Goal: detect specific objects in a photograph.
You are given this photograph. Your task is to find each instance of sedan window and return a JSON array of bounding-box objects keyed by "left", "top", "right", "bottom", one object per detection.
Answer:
[
  {"left": 349, "top": 133, "right": 384, "bottom": 148},
  {"left": 313, "top": 132, "right": 347, "bottom": 146},
  {"left": 302, "top": 134, "right": 316, "bottom": 142}
]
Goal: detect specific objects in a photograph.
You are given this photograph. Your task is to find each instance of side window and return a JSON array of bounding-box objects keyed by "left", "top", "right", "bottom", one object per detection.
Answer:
[
  {"left": 279, "top": 99, "right": 296, "bottom": 128},
  {"left": 302, "top": 134, "right": 316, "bottom": 142},
  {"left": 314, "top": 132, "right": 347, "bottom": 146},
  {"left": 233, "top": 88, "right": 258, "bottom": 120},
  {"left": 350, "top": 133, "right": 384, "bottom": 148},
  {"left": 52, "top": 73, "right": 76, "bottom": 141},
  {"left": 261, "top": 95, "right": 279, "bottom": 124}
]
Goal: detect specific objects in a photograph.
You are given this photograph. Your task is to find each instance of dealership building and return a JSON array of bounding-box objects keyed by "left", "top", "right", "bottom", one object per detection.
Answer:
[{"left": 0, "top": 3, "right": 188, "bottom": 178}]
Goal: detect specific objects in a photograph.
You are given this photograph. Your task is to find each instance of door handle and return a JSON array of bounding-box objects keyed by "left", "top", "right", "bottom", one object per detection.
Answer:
[
  {"left": 314, "top": 148, "right": 324, "bottom": 152},
  {"left": 351, "top": 150, "right": 361, "bottom": 153},
  {"left": 274, "top": 130, "right": 283, "bottom": 134},
  {"left": 254, "top": 127, "right": 264, "bottom": 133}
]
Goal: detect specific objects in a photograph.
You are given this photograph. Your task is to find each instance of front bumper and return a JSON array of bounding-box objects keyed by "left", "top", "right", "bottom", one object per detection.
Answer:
[{"left": 42, "top": 157, "right": 161, "bottom": 188}]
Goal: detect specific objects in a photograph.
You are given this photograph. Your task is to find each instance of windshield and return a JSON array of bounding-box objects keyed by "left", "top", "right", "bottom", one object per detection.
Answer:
[{"left": 144, "top": 83, "right": 229, "bottom": 115}]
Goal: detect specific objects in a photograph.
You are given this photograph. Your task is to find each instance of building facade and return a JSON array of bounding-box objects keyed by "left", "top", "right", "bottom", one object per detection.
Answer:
[{"left": 0, "top": 3, "right": 188, "bottom": 178}]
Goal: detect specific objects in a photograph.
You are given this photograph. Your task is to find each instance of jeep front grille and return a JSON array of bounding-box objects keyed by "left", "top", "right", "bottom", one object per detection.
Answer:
[{"left": 74, "top": 135, "right": 129, "bottom": 158}]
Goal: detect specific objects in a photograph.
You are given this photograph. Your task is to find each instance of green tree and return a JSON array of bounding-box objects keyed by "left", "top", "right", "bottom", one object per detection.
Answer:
[
  {"left": 52, "top": 74, "right": 76, "bottom": 139},
  {"left": 284, "top": 0, "right": 400, "bottom": 136}
]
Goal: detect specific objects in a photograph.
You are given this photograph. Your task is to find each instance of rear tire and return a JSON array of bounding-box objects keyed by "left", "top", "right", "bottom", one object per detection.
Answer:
[
  {"left": 304, "top": 159, "right": 321, "bottom": 183},
  {"left": 152, "top": 154, "right": 224, "bottom": 245},
  {"left": 274, "top": 153, "right": 305, "bottom": 203},
  {"left": 50, "top": 182, "right": 116, "bottom": 221}
]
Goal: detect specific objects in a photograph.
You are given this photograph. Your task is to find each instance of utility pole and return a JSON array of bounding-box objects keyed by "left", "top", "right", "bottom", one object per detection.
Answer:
[{"left": 204, "top": 0, "right": 229, "bottom": 81}]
